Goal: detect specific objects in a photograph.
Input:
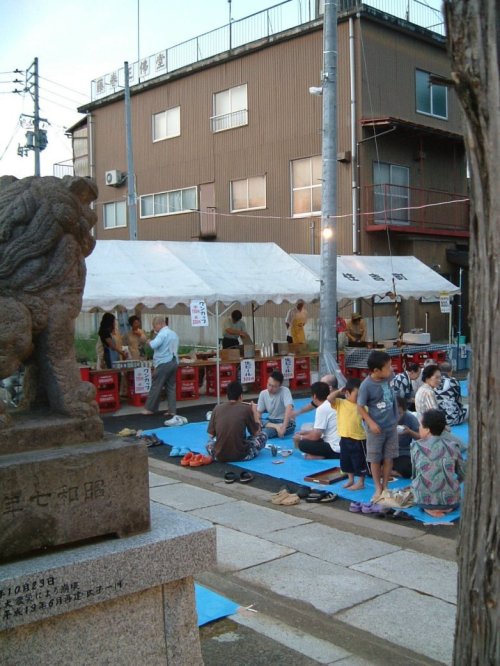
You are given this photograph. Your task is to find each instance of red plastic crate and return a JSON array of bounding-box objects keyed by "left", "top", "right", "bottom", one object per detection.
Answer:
[
  {"left": 79, "top": 367, "right": 91, "bottom": 382},
  {"left": 430, "top": 350, "right": 447, "bottom": 364},
  {"left": 90, "top": 371, "right": 118, "bottom": 390},
  {"left": 96, "top": 391, "right": 120, "bottom": 413},
  {"left": 128, "top": 392, "right": 148, "bottom": 407},
  {"left": 176, "top": 380, "right": 199, "bottom": 401},
  {"left": 390, "top": 356, "right": 404, "bottom": 373}
]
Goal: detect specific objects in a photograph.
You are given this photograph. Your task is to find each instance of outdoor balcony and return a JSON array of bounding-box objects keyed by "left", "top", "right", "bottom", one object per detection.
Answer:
[{"left": 363, "top": 184, "right": 470, "bottom": 237}]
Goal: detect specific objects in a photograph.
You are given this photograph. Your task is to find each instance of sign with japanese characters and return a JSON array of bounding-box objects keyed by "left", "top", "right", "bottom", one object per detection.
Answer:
[
  {"left": 281, "top": 356, "right": 294, "bottom": 380},
  {"left": 190, "top": 300, "right": 209, "bottom": 327},
  {"left": 134, "top": 367, "right": 152, "bottom": 394},
  {"left": 240, "top": 359, "right": 255, "bottom": 384},
  {"left": 439, "top": 294, "right": 451, "bottom": 313}
]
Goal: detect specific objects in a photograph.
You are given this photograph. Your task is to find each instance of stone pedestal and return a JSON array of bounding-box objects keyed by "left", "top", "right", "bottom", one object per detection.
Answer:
[
  {"left": 0, "top": 437, "right": 150, "bottom": 562},
  {"left": 0, "top": 503, "right": 216, "bottom": 665}
]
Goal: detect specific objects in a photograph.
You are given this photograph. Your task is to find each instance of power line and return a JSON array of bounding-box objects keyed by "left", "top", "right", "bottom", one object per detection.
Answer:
[
  {"left": 38, "top": 85, "right": 85, "bottom": 106},
  {"left": 0, "top": 122, "right": 21, "bottom": 161},
  {"left": 39, "top": 75, "right": 86, "bottom": 98},
  {"left": 39, "top": 95, "right": 81, "bottom": 113}
]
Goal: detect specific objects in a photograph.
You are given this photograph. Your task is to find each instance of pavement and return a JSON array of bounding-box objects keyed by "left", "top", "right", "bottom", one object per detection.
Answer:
[{"left": 105, "top": 393, "right": 460, "bottom": 666}]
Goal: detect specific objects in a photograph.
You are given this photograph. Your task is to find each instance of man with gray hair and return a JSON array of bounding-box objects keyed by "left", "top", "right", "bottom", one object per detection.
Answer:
[
  {"left": 142, "top": 316, "right": 179, "bottom": 423},
  {"left": 291, "top": 374, "right": 338, "bottom": 419},
  {"left": 434, "top": 361, "right": 468, "bottom": 426}
]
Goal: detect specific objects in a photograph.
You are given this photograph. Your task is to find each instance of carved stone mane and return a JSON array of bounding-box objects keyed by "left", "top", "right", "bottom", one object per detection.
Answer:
[{"left": 0, "top": 175, "right": 99, "bottom": 426}]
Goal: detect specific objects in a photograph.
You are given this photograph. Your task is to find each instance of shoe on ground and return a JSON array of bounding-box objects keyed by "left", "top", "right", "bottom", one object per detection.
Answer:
[
  {"left": 180, "top": 452, "right": 195, "bottom": 466},
  {"left": 170, "top": 447, "right": 181, "bottom": 457},
  {"left": 189, "top": 454, "right": 213, "bottom": 467},
  {"left": 164, "top": 415, "right": 186, "bottom": 427},
  {"left": 117, "top": 428, "right": 136, "bottom": 437},
  {"left": 361, "top": 502, "right": 385, "bottom": 514},
  {"left": 349, "top": 501, "right": 363, "bottom": 513},
  {"left": 279, "top": 493, "right": 301, "bottom": 506}
]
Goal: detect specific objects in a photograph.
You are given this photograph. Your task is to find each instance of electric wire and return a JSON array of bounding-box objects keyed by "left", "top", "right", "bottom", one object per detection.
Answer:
[
  {"left": 39, "top": 75, "right": 86, "bottom": 98},
  {"left": 0, "top": 122, "right": 21, "bottom": 162}
]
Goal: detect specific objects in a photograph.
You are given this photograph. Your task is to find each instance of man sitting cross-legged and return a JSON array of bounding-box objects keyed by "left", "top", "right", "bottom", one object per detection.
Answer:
[
  {"left": 257, "top": 370, "right": 296, "bottom": 439},
  {"left": 206, "top": 381, "right": 267, "bottom": 462},
  {"left": 293, "top": 381, "right": 340, "bottom": 459}
]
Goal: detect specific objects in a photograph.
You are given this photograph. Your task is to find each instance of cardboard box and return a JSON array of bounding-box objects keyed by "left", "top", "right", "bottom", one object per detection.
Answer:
[
  {"left": 273, "top": 341, "right": 289, "bottom": 356},
  {"left": 220, "top": 349, "right": 240, "bottom": 362},
  {"left": 239, "top": 344, "right": 255, "bottom": 358},
  {"left": 288, "top": 343, "right": 307, "bottom": 354}
]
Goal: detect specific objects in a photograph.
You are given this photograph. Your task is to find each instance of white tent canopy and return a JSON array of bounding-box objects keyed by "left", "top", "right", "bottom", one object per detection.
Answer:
[
  {"left": 291, "top": 255, "right": 459, "bottom": 300},
  {"left": 82, "top": 241, "right": 320, "bottom": 312}
]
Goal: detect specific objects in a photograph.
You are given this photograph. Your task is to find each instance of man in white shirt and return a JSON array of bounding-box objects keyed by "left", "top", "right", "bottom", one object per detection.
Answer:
[
  {"left": 293, "top": 382, "right": 340, "bottom": 459},
  {"left": 142, "top": 316, "right": 179, "bottom": 421},
  {"left": 257, "top": 370, "right": 295, "bottom": 439}
]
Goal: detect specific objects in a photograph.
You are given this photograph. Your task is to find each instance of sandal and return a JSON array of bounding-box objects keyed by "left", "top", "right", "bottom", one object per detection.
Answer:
[
  {"left": 349, "top": 501, "right": 363, "bottom": 513},
  {"left": 279, "top": 493, "right": 300, "bottom": 506},
  {"left": 239, "top": 471, "right": 254, "bottom": 483},
  {"left": 180, "top": 452, "right": 195, "bottom": 466},
  {"left": 224, "top": 471, "right": 238, "bottom": 484},
  {"left": 305, "top": 491, "right": 328, "bottom": 503},
  {"left": 190, "top": 454, "right": 213, "bottom": 467},
  {"left": 318, "top": 492, "right": 337, "bottom": 503}
]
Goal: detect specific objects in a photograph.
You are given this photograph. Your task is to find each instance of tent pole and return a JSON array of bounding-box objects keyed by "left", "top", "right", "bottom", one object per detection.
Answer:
[
  {"left": 371, "top": 297, "right": 375, "bottom": 344},
  {"left": 216, "top": 301, "right": 221, "bottom": 405}
]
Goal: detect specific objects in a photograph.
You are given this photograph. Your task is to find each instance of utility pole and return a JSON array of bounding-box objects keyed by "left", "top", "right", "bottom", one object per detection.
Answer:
[
  {"left": 32, "top": 57, "right": 40, "bottom": 176},
  {"left": 19, "top": 58, "right": 47, "bottom": 175},
  {"left": 319, "top": 0, "right": 339, "bottom": 377},
  {"left": 124, "top": 62, "right": 138, "bottom": 240}
]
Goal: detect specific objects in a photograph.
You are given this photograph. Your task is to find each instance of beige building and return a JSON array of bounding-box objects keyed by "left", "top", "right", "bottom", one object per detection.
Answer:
[{"left": 73, "top": 0, "right": 469, "bottom": 342}]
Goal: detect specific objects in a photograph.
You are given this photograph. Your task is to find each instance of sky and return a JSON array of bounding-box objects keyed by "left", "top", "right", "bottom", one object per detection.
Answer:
[
  {"left": 0, "top": 0, "right": 275, "bottom": 178},
  {"left": 0, "top": 0, "right": 443, "bottom": 179}
]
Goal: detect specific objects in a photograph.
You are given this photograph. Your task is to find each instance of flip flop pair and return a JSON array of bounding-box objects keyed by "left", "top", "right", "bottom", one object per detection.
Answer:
[
  {"left": 224, "top": 471, "right": 254, "bottom": 484},
  {"left": 305, "top": 491, "right": 338, "bottom": 503}
]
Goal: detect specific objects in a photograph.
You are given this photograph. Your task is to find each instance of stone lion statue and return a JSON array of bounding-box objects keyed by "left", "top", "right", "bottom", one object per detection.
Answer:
[{"left": 0, "top": 175, "right": 100, "bottom": 424}]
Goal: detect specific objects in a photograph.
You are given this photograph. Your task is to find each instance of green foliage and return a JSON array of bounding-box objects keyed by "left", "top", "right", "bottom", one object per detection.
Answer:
[{"left": 75, "top": 335, "right": 97, "bottom": 365}]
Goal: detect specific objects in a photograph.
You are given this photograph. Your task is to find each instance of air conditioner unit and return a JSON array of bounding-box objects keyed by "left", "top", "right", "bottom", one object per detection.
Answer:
[{"left": 105, "top": 170, "right": 123, "bottom": 186}]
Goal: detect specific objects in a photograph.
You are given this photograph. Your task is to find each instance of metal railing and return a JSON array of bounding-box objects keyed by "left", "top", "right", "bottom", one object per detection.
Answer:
[
  {"left": 363, "top": 183, "right": 469, "bottom": 233},
  {"left": 339, "top": 0, "right": 444, "bottom": 35},
  {"left": 210, "top": 109, "right": 248, "bottom": 133},
  {"left": 90, "top": 0, "right": 444, "bottom": 102}
]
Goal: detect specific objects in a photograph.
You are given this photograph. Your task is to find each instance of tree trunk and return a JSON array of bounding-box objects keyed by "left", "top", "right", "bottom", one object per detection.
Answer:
[{"left": 444, "top": 1, "right": 500, "bottom": 663}]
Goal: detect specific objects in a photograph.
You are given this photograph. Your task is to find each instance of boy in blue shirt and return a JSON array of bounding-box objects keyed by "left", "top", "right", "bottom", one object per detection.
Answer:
[{"left": 357, "top": 350, "right": 398, "bottom": 501}]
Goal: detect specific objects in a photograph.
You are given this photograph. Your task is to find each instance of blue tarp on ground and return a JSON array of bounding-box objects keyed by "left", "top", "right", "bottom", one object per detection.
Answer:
[
  {"left": 146, "top": 398, "right": 468, "bottom": 525},
  {"left": 195, "top": 584, "right": 239, "bottom": 626}
]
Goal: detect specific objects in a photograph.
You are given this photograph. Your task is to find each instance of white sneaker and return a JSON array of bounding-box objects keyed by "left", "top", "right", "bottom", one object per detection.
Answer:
[{"left": 164, "top": 415, "right": 187, "bottom": 427}]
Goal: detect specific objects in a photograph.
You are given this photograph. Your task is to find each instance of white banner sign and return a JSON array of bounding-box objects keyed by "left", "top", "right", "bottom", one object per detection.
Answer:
[
  {"left": 190, "top": 299, "right": 209, "bottom": 327},
  {"left": 281, "top": 356, "right": 295, "bottom": 380},
  {"left": 134, "top": 366, "right": 152, "bottom": 394},
  {"left": 439, "top": 294, "right": 451, "bottom": 314},
  {"left": 240, "top": 359, "right": 256, "bottom": 384}
]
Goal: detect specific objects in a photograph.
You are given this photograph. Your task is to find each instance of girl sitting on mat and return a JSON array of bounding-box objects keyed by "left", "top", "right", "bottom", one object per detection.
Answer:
[{"left": 411, "top": 409, "right": 466, "bottom": 518}]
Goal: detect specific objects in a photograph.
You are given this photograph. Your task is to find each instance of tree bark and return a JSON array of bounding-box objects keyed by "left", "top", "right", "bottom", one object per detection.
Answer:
[{"left": 444, "top": 1, "right": 500, "bottom": 663}]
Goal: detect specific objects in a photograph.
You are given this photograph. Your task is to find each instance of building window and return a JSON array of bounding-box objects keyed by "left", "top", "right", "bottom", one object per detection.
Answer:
[
  {"left": 416, "top": 70, "right": 447, "bottom": 119},
  {"left": 140, "top": 186, "right": 197, "bottom": 218},
  {"left": 211, "top": 84, "right": 248, "bottom": 133},
  {"left": 103, "top": 201, "right": 127, "bottom": 229},
  {"left": 152, "top": 106, "right": 180, "bottom": 141},
  {"left": 373, "top": 162, "right": 410, "bottom": 225},
  {"left": 230, "top": 176, "right": 266, "bottom": 212},
  {"left": 291, "top": 156, "right": 322, "bottom": 217}
]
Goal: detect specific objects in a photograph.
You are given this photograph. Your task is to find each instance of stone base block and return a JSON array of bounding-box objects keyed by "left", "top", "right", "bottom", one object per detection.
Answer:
[
  {"left": 0, "top": 437, "right": 150, "bottom": 563},
  {"left": 0, "top": 412, "right": 104, "bottom": 455},
  {"left": 0, "top": 503, "right": 216, "bottom": 665}
]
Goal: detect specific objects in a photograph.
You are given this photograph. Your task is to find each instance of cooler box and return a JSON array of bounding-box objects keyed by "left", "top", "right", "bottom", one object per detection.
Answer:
[{"left": 402, "top": 332, "right": 430, "bottom": 345}]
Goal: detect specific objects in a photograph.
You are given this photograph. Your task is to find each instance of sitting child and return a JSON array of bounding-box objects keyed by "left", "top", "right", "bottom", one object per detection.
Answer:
[
  {"left": 411, "top": 409, "right": 466, "bottom": 518},
  {"left": 329, "top": 378, "right": 367, "bottom": 490}
]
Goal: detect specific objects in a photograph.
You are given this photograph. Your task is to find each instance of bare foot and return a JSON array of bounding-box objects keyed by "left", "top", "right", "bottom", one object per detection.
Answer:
[
  {"left": 371, "top": 491, "right": 382, "bottom": 502},
  {"left": 343, "top": 480, "right": 354, "bottom": 488},
  {"left": 304, "top": 454, "right": 326, "bottom": 460},
  {"left": 350, "top": 481, "right": 365, "bottom": 490},
  {"left": 141, "top": 409, "right": 154, "bottom": 415}
]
